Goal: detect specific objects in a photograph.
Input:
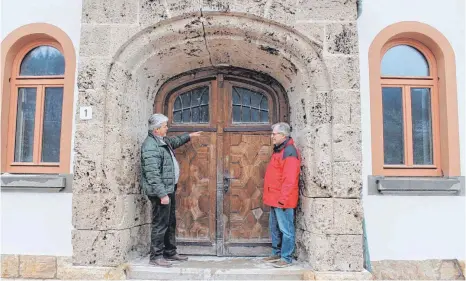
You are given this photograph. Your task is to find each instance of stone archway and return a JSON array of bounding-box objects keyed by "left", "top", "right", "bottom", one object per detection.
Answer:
[{"left": 73, "top": 3, "right": 363, "bottom": 272}]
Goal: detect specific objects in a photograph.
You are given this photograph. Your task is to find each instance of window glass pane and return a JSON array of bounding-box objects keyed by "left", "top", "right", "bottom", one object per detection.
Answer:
[
  {"left": 251, "top": 109, "right": 260, "bottom": 122},
  {"left": 191, "top": 90, "right": 201, "bottom": 107},
  {"left": 242, "top": 91, "right": 251, "bottom": 106},
  {"left": 182, "top": 109, "right": 190, "bottom": 122},
  {"left": 20, "top": 46, "right": 65, "bottom": 76},
  {"left": 261, "top": 111, "right": 269, "bottom": 122},
  {"left": 251, "top": 93, "right": 261, "bottom": 108},
  {"left": 181, "top": 92, "right": 191, "bottom": 107},
  {"left": 14, "top": 88, "right": 37, "bottom": 162},
  {"left": 382, "top": 87, "right": 405, "bottom": 165},
  {"left": 260, "top": 97, "right": 268, "bottom": 110},
  {"left": 233, "top": 90, "right": 241, "bottom": 105},
  {"left": 200, "top": 105, "right": 209, "bottom": 123},
  {"left": 172, "top": 86, "right": 209, "bottom": 123},
  {"left": 192, "top": 107, "right": 200, "bottom": 122},
  {"left": 381, "top": 45, "right": 429, "bottom": 76},
  {"left": 173, "top": 111, "right": 182, "bottom": 123},
  {"left": 411, "top": 88, "right": 433, "bottom": 165},
  {"left": 174, "top": 97, "right": 182, "bottom": 110},
  {"left": 41, "top": 87, "right": 63, "bottom": 162},
  {"left": 233, "top": 105, "right": 241, "bottom": 122},
  {"left": 242, "top": 107, "right": 251, "bottom": 122}
]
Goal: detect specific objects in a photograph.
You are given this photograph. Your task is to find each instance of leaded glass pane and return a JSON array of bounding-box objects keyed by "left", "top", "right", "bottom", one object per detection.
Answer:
[
  {"left": 41, "top": 87, "right": 63, "bottom": 162},
  {"left": 20, "top": 46, "right": 65, "bottom": 76},
  {"left": 231, "top": 87, "right": 269, "bottom": 123},
  {"left": 172, "top": 86, "right": 209, "bottom": 123}
]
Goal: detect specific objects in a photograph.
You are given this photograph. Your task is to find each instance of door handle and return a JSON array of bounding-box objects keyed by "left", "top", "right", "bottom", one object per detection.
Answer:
[{"left": 223, "top": 172, "right": 234, "bottom": 193}]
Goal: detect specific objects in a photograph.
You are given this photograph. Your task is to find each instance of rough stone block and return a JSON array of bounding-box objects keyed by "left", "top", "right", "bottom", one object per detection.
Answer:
[
  {"left": 73, "top": 155, "right": 106, "bottom": 194},
  {"left": 293, "top": 23, "right": 324, "bottom": 45},
  {"left": 75, "top": 90, "right": 106, "bottom": 126},
  {"left": 130, "top": 224, "right": 151, "bottom": 256},
  {"left": 460, "top": 260, "right": 465, "bottom": 276},
  {"left": 332, "top": 124, "right": 361, "bottom": 162},
  {"left": 74, "top": 123, "right": 105, "bottom": 160},
  {"left": 438, "top": 260, "right": 465, "bottom": 280},
  {"left": 80, "top": 24, "right": 111, "bottom": 57},
  {"left": 333, "top": 235, "right": 364, "bottom": 271},
  {"left": 73, "top": 194, "right": 151, "bottom": 230},
  {"left": 72, "top": 229, "right": 131, "bottom": 266},
  {"left": 82, "top": 0, "right": 137, "bottom": 24},
  {"left": 296, "top": 0, "right": 357, "bottom": 21},
  {"left": 295, "top": 229, "right": 313, "bottom": 262},
  {"left": 309, "top": 234, "right": 334, "bottom": 271},
  {"left": 166, "top": 0, "right": 202, "bottom": 18},
  {"left": 325, "top": 56, "right": 359, "bottom": 90},
  {"left": 299, "top": 198, "right": 333, "bottom": 234},
  {"left": 1, "top": 255, "right": 19, "bottom": 278},
  {"left": 326, "top": 23, "right": 358, "bottom": 55},
  {"left": 311, "top": 91, "right": 331, "bottom": 125},
  {"left": 332, "top": 161, "right": 362, "bottom": 198},
  {"left": 19, "top": 255, "right": 57, "bottom": 279},
  {"left": 109, "top": 25, "right": 142, "bottom": 56},
  {"left": 77, "top": 57, "right": 112, "bottom": 91},
  {"left": 332, "top": 90, "right": 360, "bottom": 125},
  {"left": 266, "top": 0, "right": 298, "bottom": 27},
  {"left": 332, "top": 199, "right": 363, "bottom": 235},
  {"left": 139, "top": 0, "right": 169, "bottom": 27}
]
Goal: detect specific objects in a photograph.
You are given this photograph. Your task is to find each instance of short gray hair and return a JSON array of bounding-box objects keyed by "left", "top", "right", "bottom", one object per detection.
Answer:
[
  {"left": 148, "top": 113, "right": 168, "bottom": 130},
  {"left": 271, "top": 122, "right": 291, "bottom": 137}
]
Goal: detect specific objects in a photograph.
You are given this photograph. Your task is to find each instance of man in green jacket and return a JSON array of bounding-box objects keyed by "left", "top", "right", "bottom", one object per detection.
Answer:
[{"left": 141, "top": 113, "right": 201, "bottom": 267}]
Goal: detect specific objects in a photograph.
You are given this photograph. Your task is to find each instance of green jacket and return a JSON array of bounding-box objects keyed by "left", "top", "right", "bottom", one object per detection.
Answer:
[{"left": 140, "top": 132, "right": 191, "bottom": 198}]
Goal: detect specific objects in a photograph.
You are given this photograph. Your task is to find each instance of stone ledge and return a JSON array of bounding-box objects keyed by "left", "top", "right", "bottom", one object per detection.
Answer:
[
  {"left": 19, "top": 255, "right": 56, "bottom": 279},
  {"left": 368, "top": 176, "right": 465, "bottom": 196},
  {"left": 1, "top": 174, "right": 73, "bottom": 193}
]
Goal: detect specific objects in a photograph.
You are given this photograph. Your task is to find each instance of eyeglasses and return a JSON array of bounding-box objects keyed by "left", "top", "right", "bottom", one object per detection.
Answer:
[{"left": 271, "top": 132, "right": 282, "bottom": 136}]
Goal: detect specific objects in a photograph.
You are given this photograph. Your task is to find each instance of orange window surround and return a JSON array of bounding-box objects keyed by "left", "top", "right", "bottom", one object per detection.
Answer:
[
  {"left": 1, "top": 23, "right": 76, "bottom": 174},
  {"left": 369, "top": 21, "right": 461, "bottom": 177}
]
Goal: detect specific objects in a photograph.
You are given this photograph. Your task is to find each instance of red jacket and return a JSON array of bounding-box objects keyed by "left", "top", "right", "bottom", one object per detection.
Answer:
[{"left": 263, "top": 138, "right": 301, "bottom": 208}]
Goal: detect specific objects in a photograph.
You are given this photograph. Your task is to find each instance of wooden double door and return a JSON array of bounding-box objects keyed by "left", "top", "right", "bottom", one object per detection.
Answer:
[{"left": 156, "top": 71, "right": 288, "bottom": 256}]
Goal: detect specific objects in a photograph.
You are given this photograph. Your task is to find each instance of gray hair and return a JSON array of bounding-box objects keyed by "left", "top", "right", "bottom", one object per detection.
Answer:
[
  {"left": 148, "top": 113, "right": 169, "bottom": 130},
  {"left": 271, "top": 122, "right": 291, "bottom": 137}
]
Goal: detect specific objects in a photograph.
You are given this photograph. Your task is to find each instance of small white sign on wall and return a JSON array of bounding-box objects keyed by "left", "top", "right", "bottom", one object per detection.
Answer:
[{"left": 79, "top": 106, "right": 93, "bottom": 120}]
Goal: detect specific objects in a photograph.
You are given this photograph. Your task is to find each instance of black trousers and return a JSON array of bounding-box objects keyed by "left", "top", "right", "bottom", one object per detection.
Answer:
[{"left": 149, "top": 188, "right": 177, "bottom": 260}]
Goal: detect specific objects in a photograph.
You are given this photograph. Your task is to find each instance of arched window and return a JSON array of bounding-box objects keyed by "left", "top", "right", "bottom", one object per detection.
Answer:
[
  {"left": 2, "top": 24, "right": 76, "bottom": 174},
  {"left": 8, "top": 42, "right": 65, "bottom": 167},
  {"left": 369, "top": 22, "right": 461, "bottom": 178},
  {"left": 379, "top": 40, "right": 440, "bottom": 174}
]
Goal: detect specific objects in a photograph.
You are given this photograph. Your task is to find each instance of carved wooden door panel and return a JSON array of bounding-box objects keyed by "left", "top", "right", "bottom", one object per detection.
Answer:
[{"left": 161, "top": 74, "right": 285, "bottom": 256}]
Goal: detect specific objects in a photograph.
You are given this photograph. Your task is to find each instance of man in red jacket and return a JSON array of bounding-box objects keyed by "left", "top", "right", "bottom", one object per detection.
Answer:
[{"left": 263, "top": 122, "right": 301, "bottom": 268}]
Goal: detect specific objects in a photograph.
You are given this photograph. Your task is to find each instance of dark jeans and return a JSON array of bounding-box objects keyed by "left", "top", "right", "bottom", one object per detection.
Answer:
[
  {"left": 149, "top": 189, "right": 177, "bottom": 260},
  {"left": 269, "top": 207, "right": 295, "bottom": 263}
]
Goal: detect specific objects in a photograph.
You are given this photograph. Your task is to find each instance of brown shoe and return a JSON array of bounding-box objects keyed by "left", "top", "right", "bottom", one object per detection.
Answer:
[
  {"left": 263, "top": 255, "right": 281, "bottom": 263},
  {"left": 272, "top": 260, "right": 292, "bottom": 268},
  {"left": 149, "top": 258, "right": 172, "bottom": 267},
  {"left": 165, "top": 254, "right": 188, "bottom": 261}
]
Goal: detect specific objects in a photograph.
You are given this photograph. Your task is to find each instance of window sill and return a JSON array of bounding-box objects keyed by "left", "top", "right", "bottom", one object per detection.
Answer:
[
  {"left": 0, "top": 173, "right": 72, "bottom": 193},
  {"left": 368, "top": 175, "right": 464, "bottom": 196}
]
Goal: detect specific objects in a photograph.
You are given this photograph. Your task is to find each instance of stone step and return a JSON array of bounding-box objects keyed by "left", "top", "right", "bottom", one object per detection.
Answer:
[{"left": 127, "top": 256, "right": 307, "bottom": 280}]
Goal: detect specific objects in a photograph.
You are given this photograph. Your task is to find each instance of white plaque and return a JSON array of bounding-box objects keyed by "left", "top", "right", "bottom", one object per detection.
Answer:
[{"left": 80, "top": 106, "right": 93, "bottom": 120}]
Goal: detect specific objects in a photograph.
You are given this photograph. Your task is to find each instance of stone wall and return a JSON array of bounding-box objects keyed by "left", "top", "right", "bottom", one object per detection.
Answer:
[{"left": 74, "top": 0, "right": 363, "bottom": 270}]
